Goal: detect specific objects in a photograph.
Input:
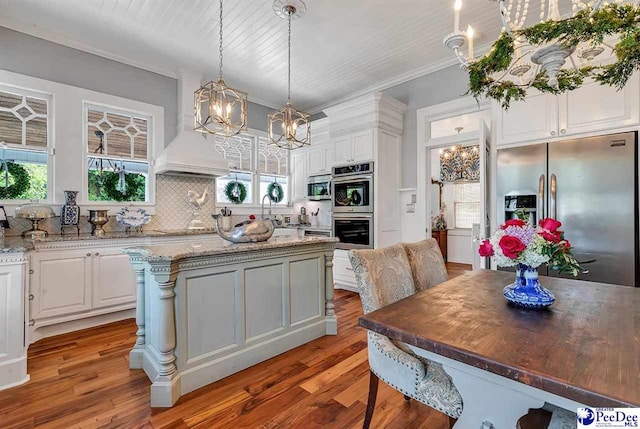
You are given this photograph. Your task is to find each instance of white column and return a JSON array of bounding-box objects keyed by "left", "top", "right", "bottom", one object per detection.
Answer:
[
  {"left": 129, "top": 259, "right": 146, "bottom": 369},
  {"left": 149, "top": 266, "right": 181, "bottom": 407},
  {"left": 324, "top": 248, "right": 337, "bottom": 335}
]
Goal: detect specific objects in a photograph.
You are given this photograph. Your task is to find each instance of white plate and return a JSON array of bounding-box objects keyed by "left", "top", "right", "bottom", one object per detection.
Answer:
[{"left": 116, "top": 207, "right": 151, "bottom": 228}]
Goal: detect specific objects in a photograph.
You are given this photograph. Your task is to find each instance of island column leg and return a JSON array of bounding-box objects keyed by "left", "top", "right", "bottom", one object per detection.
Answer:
[
  {"left": 150, "top": 269, "right": 181, "bottom": 407},
  {"left": 129, "top": 261, "right": 145, "bottom": 369},
  {"left": 325, "top": 249, "right": 337, "bottom": 335}
]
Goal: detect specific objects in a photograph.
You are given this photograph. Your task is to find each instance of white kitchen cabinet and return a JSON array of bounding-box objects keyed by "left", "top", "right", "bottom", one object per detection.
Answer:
[
  {"left": 92, "top": 248, "right": 136, "bottom": 309},
  {"left": 333, "top": 135, "right": 352, "bottom": 165},
  {"left": 333, "top": 130, "right": 374, "bottom": 165},
  {"left": 31, "top": 249, "right": 93, "bottom": 320},
  {"left": 496, "top": 90, "right": 557, "bottom": 146},
  {"left": 333, "top": 249, "right": 358, "bottom": 293},
  {"left": 559, "top": 77, "right": 639, "bottom": 136},
  {"left": 306, "top": 142, "right": 335, "bottom": 175},
  {"left": 0, "top": 254, "right": 29, "bottom": 391},
  {"left": 351, "top": 130, "right": 375, "bottom": 161},
  {"left": 291, "top": 151, "right": 307, "bottom": 201},
  {"left": 495, "top": 74, "right": 640, "bottom": 146}
]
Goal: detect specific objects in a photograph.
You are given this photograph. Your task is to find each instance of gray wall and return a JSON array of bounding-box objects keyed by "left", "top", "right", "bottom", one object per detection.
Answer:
[
  {"left": 0, "top": 27, "right": 273, "bottom": 144},
  {"left": 383, "top": 64, "right": 469, "bottom": 188},
  {"left": 0, "top": 26, "right": 179, "bottom": 144}
]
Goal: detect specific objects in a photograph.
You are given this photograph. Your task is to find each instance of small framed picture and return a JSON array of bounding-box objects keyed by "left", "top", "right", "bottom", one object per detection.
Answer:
[{"left": 0, "top": 206, "right": 10, "bottom": 229}]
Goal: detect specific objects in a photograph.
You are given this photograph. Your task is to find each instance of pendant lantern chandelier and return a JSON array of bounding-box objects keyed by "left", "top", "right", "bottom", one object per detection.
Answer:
[
  {"left": 194, "top": 0, "right": 248, "bottom": 137},
  {"left": 268, "top": 0, "right": 311, "bottom": 150},
  {"left": 445, "top": 0, "right": 640, "bottom": 109}
]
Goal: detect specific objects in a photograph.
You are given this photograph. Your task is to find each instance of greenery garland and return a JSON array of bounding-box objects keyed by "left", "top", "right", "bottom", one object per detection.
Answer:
[
  {"left": 267, "top": 181, "right": 284, "bottom": 203},
  {"left": 0, "top": 162, "right": 31, "bottom": 199},
  {"left": 468, "top": 3, "right": 640, "bottom": 109},
  {"left": 101, "top": 172, "right": 146, "bottom": 202},
  {"left": 225, "top": 180, "right": 247, "bottom": 204}
]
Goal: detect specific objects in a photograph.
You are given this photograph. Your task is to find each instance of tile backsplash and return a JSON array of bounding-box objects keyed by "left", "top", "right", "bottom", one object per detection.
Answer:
[{"left": 4, "top": 175, "right": 217, "bottom": 236}]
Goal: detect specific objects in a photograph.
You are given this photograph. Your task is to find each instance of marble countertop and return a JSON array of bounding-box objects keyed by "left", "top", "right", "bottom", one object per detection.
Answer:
[
  {"left": 124, "top": 235, "right": 339, "bottom": 263},
  {"left": 0, "top": 229, "right": 219, "bottom": 253}
]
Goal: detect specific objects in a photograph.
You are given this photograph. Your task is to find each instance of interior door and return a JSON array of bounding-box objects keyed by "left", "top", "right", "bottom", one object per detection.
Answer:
[
  {"left": 475, "top": 121, "right": 492, "bottom": 269},
  {"left": 548, "top": 132, "right": 637, "bottom": 286}
]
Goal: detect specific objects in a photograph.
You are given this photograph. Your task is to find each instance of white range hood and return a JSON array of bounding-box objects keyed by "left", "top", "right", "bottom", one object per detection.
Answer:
[{"left": 155, "top": 69, "right": 229, "bottom": 178}]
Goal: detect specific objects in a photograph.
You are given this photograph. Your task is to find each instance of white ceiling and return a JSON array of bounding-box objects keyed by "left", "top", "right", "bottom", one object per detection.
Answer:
[{"left": 0, "top": 0, "right": 505, "bottom": 113}]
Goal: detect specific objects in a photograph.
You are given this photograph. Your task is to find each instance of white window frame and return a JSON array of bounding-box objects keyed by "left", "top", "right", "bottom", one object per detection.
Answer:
[
  {"left": 215, "top": 129, "right": 291, "bottom": 212},
  {"left": 453, "top": 181, "right": 481, "bottom": 230},
  {"left": 82, "top": 101, "right": 156, "bottom": 207},
  {"left": 0, "top": 83, "right": 54, "bottom": 204}
]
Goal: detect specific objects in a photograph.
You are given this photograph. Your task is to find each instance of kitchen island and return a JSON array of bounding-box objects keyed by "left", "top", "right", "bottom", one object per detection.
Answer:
[{"left": 124, "top": 235, "right": 338, "bottom": 407}]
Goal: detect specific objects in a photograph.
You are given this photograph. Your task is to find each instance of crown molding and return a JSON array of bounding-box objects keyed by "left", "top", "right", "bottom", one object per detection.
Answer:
[
  {"left": 307, "top": 41, "right": 495, "bottom": 115},
  {"left": 0, "top": 18, "right": 179, "bottom": 79},
  {"left": 324, "top": 93, "right": 408, "bottom": 137}
]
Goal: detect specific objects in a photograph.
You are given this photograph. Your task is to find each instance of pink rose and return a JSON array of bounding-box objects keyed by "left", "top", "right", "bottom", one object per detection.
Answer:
[
  {"left": 498, "top": 235, "right": 526, "bottom": 259},
  {"left": 539, "top": 230, "right": 563, "bottom": 243},
  {"left": 478, "top": 240, "right": 494, "bottom": 257},
  {"left": 501, "top": 219, "right": 527, "bottom": 229},
  {"left": 539, "top": 217, "right": 562, "bottom": 232}
]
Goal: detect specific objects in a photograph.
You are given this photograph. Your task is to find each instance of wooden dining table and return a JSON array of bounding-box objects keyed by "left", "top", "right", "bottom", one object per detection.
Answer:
[{"left": 359, "top": 269, "right": 640, "bottom": 428}]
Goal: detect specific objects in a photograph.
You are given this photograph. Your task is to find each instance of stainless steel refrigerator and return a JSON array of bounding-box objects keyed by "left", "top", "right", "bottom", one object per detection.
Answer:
[{"left": 497, "top": 131, "right": 638, "bottom": 287}]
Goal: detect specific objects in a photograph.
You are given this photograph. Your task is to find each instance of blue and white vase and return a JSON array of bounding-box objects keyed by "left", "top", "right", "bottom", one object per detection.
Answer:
[
  {"left": 503, "top": 264, "right": 555, "bottom": 309},
  {"left": 60, "top": 190, "right": 80, "bottom": 226}
]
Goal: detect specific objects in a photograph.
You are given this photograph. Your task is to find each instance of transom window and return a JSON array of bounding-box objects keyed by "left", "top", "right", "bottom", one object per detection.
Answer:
[
  {"left": 215, "top": 135, "right": 289, "bottom": 206},
  {"left": 0, "top": 86, "right": 51, "bottom": 201},
  {"left": 85, "top": 104, "right": 153, "bottom": 203}
]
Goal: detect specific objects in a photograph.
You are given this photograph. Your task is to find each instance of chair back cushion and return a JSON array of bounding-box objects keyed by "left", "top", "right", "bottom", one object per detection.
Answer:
[
  {"left": 403, "top": 239, "right": 448, "bottom": 291},
  {"left": 349, "top": 244, "right": 416, "bottom": 314}
]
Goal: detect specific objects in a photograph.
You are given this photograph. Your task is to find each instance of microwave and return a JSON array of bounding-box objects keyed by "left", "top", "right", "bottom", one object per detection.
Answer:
[{"left": 307, "top": 174, "right": 331, "bottom": 201}]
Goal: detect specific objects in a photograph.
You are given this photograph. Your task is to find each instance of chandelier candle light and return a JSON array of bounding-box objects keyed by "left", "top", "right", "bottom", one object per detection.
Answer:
[
  {"left": 445, "top": 0, "right": 640, "bottom": 109},
  {"left": 194, "top": 0, "right": 248, "bottom": 137},
  {"left": 268, "top": 0, "right": 311, "bottom": 150}
]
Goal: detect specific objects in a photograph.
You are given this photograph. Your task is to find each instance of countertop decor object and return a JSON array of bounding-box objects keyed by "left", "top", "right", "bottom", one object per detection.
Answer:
[
  {"left": 15, "top": 200, "right": 55, "bottom": 240},
  {"left": 116, "top": 207, "right": 150, "bottom": 233},
  {"left": 478, "top": 216, "right": 587, "bottom": 309},
  {"left": 187, "top": 187, "right": 208, "bottom": 230},
  {"left": 60, "top": 190, "right": 80, "bottom": 234},
  {"left": 212, "top": 214, "right": 275, "bottom": 243},
  {"left": 445, "top": 1, "right": 640, "bottom": 109},
  {"left": 88, "top": 209, "right": 109, "bottom": 237}
]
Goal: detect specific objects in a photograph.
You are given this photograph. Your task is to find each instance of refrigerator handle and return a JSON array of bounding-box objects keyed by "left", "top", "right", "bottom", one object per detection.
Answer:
[
  {"left": 538, "top": 174, "right": 545, "bottom": 223},
  {"left": 550, "top": 173, "right": 557, "bottom": 219}
]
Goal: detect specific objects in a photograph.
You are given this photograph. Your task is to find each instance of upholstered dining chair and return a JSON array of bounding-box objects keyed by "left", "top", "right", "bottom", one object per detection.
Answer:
[
  {"left": 349, "top": 244, "right": 463, "bottom": 429},
  {"left": 403, "top": 239, "right": 448, "bottom": 291}
]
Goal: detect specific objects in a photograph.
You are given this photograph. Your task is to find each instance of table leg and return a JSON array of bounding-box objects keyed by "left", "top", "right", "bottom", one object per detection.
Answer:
[
  {"left": 407, "top": 345, "right": 548, "bottom": 429},
  {"left": 444, "top": 364, "right": 544, "bottom": 429}
]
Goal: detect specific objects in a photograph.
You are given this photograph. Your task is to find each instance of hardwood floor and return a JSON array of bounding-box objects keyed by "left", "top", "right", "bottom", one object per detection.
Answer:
[{"left": 0, "top": 263, "right": 472, "bottom": 429}]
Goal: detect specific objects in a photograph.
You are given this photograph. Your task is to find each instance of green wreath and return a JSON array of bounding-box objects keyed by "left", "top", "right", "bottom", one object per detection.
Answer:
[
  {"left": 101, "top": 172, "right": 146, "bottom": 202},
  {"left": 225, "top": 180, "right": 247, "bottom": 204},
  {"left": 267, "top": 181, "right": 284, "bottom": 203},
  {"left": 0, "top": 162, "right": 31, "bottom": 199},
  {"left": 467, "top": 3, "right": 640, "bottom": 109}
]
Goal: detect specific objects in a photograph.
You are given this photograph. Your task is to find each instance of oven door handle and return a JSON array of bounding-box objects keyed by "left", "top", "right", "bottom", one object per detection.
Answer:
[
  {"left": 332, "top": 174, "right": 373, "bottom": 183},
  {"left": 333, "top": 215, "right": 373, "bottom": 220}
]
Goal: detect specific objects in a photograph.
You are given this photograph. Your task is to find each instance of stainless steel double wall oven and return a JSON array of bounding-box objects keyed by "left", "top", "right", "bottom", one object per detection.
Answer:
[{"left": 332, "top": 162, "right": 374, "bottom": 249}]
